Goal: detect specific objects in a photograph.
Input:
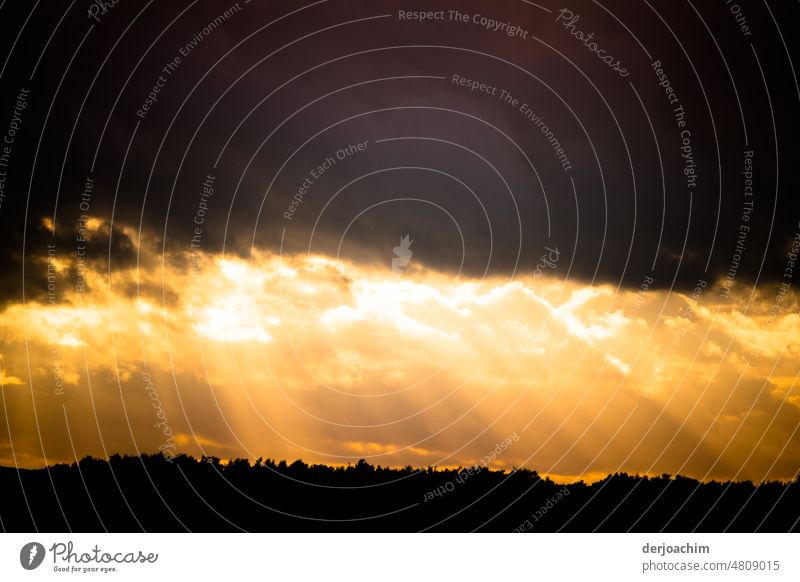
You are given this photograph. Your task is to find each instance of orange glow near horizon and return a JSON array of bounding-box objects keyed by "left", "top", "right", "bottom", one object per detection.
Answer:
[{"left": 1, "top": 238, "right": 799, "bottom": 483}]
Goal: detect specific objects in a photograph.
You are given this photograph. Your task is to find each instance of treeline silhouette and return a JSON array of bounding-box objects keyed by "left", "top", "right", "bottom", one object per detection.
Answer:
[{"left": 0, "top": 454, "right": 797, "bottom": 532}]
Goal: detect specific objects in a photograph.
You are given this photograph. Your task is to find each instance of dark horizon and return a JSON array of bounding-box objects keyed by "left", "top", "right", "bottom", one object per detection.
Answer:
[{"left": 1, "top": 452, "right": 798, "bottom": 532}]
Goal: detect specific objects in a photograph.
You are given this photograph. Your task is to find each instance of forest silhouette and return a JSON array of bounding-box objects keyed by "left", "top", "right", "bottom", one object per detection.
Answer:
[{"left": 1, "top": 454, "right": 797, "bottom": 532}]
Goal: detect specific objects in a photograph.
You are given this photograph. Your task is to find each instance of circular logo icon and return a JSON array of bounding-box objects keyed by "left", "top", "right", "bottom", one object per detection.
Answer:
[{"left": 20, "top": 542, "right": 46, "bottom": 570}]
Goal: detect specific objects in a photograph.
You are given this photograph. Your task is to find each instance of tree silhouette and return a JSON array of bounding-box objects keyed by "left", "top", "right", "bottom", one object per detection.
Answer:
[{"left": 0, "top": 453, "right": 796, "bottom": 532}]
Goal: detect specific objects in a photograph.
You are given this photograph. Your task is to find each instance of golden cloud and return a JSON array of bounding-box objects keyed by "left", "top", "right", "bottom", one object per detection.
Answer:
[{"left": 0, "top": 240, "right": 798, "bottom": 483}]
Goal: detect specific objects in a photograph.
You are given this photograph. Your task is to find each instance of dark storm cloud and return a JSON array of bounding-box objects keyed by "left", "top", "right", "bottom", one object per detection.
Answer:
[{"left": 0, "top": 0, "right": 798, "bottom": 306}]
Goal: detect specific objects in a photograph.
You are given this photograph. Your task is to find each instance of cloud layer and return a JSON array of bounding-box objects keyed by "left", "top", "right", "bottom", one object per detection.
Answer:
[{"left": 1, "top": 238, "right": 798, "bottom": 482}]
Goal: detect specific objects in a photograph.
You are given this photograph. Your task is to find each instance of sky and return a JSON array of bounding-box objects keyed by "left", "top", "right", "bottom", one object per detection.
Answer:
[{"left": 0, "top": 0, "right": 799, "bottom": 483}]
